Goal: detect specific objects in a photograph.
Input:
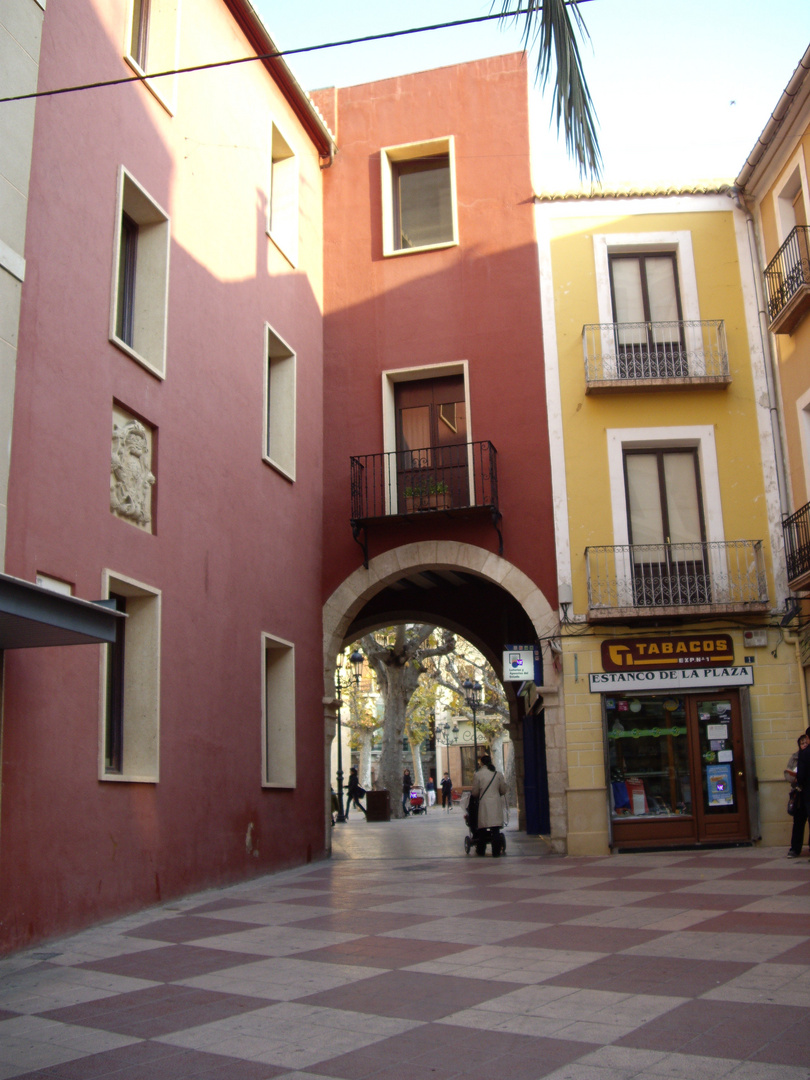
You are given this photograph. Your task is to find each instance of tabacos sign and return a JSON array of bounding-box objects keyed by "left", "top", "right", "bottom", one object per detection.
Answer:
[{"left": 601, "top": 634, "right": 734, "bottom": 671}]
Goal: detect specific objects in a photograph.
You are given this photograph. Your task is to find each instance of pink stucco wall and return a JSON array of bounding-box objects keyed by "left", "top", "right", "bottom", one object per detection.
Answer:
[
  {"left": 1, "top": 0, "right": 327, "bottom": 952},
  {"left": 316, "top": 55, "right": 556, "bottom": 607}
]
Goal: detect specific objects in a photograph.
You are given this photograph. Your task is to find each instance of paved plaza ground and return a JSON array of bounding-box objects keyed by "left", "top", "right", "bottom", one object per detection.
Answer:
[{"left": 1, "top": 808, "right": 809, "bottom": 1079}]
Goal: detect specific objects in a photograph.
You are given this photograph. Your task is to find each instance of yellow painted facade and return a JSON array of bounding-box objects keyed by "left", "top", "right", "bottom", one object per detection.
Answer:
[{"left": 538, "top": 193, "right": 805, "bottom": 855}]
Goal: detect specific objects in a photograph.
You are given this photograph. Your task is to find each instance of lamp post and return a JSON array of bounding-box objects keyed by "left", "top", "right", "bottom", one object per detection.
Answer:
[
  {"left": 463, "top": 678, "right": 482, "bottom": 763},
  {"left": 436, "top": 718, "right": 459, "bottom": 778},
  {"left": 334, "top": 648, "right": 364, "bottom": 824}
]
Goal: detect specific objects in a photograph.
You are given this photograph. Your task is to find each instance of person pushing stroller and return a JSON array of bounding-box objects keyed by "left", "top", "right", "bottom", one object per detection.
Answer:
[{"left": 466, "top": 753, "right": 508, "bottom": 856}]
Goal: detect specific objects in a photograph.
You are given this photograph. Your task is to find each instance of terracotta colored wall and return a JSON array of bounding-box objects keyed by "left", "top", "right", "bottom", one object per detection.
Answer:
[
  {"left": 318, "top": 55, "right": 555, "bottom": 607},
  {"left": 0, "top": 0, "right": 326, "bottom": 951}
]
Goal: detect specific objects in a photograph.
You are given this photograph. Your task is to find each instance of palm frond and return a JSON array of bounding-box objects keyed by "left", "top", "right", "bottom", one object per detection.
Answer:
[{"left": 496, "top": 0, "right": 602, "bottom": 181}]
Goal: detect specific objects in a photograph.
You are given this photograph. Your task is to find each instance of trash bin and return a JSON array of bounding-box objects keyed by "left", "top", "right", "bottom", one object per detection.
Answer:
[{"left": 365, "top": 789, "right": 390, "bottom": 822}]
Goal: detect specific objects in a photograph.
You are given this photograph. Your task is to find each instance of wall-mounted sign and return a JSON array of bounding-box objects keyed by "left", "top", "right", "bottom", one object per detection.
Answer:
[
  {"left": 589, "top": 666, "right": 753, "bottom": 693},
  {"left": 503, "top": 644, "right": 542, "bottom": 683},
  {"left": 601, "top": 634, "right": 734, "bottom": 671}
]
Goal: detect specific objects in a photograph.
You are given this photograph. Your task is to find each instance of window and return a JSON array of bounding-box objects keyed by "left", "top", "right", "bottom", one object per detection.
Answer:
[
  {"left": 267, "top": 122, "right": 298, "bottom": 265},
  {"left": 100, "top": 572, "right": 160, "bottom": 782},
  {"left": 381, "top": 137, "right": 458, "bottom": 257},
  {"left": 110, "top": 168, "right": 170, "bottom": 378},
  {"left": 609, "top": 253, "right": 686, "bottom": 378},
  {"left": 624, "top": 448, "right": 709, "bottom": 606},
  {"left": 264, "top": 324, "right": 296, "bottom": 480},
  {"left": 262, "top": 634, "right": 296, "bottom": 787},
  {"left": 124, "top": 0, "right": 180, "bottom": 112}
]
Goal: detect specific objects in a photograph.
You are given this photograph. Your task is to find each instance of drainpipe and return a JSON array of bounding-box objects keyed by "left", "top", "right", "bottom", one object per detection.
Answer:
[{"left": 728, "top": 188, "right": 791, "bottom": 520}]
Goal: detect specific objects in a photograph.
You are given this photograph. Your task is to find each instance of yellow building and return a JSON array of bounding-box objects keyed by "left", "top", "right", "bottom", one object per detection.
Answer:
[
  {"left": 536, "top": 189, "right": 803, "bottom": 855},
  {"left": 738, "top": 45, "right": 810, "bottom": 717}
]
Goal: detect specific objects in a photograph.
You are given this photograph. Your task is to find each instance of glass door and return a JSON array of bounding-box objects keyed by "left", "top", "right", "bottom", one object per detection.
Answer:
[{"left": 689, "top": 694, "right": 750, "bottom": 842}]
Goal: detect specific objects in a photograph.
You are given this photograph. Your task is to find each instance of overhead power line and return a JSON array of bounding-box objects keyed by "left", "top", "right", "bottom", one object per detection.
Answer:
[{"left": 0, "top": 3, "right": 595, "bottom": 105}]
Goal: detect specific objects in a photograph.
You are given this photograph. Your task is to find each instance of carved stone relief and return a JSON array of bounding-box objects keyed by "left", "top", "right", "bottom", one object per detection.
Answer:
[{"left": 110, "top": 410, "right": 155, "bottom": 530}]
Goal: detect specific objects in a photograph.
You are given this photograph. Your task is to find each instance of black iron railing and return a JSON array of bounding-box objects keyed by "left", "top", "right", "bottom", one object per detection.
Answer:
[
  {"left": 783, "top": 502, "right": 810, "bottom": 586},
  {"left": 582, "top": 320, "right": 728, "bottom": 386},
  {"left": 764, "top": 225, "right": 810, "bottom": 325},
  {"left": 350, "top": 441, "right": 498, "bottom": 520},
  {"left": 585, "top": 541, "right": 768, "bottom": 618}
]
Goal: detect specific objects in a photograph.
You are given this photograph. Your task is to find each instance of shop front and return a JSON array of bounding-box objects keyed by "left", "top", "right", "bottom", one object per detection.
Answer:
[{"left": 591, "top": 634, "right": 756, "bottom": 850}]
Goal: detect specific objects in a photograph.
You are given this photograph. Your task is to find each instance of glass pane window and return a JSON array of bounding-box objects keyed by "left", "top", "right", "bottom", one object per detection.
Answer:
[
  {"left": 394, "top": 156, "right": 452, "bottom": 250},
  {"left": 607, "top": 695, "right": 691, "bottom": 819}
]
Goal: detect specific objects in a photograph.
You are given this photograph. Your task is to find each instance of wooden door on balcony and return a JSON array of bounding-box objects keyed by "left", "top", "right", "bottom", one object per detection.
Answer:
[
  {"left": 395, "top": 376, "right": 468, "bottom": 511},
  {"left": 624, "top": 449, "right": 710, "bottom": 607},
  {"left": 610, "top": 253, "right": 686, "bottom": 377}
]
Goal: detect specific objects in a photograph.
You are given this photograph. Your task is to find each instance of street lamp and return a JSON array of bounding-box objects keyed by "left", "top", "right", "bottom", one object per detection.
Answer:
[
  {"left": 436, "top": 718, "right": 459, "bottom": 780},
  {"left": 463, "top": 678, "right": 482, "bottom": 762},
  {"left": 334, "top": 648, "right": 364, "bottom": 823}
]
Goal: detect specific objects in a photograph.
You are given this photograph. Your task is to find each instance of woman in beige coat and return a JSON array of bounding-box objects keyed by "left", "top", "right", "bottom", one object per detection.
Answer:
[{"left": 470, "top": 753, "right": 508, "bottom": 854}]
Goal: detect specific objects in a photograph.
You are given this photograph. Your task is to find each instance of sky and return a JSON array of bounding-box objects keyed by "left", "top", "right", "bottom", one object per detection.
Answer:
[{"left": 253, "top": 0, "right": 810, "bottom": 190}]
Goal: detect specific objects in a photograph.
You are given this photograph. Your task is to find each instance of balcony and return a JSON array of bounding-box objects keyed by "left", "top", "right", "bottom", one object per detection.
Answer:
[
  {"left": 582, "top": 320, "right": 730, "bottom": 392},
  {"left": 350, "top": 441, "right": 500, "bottom": 566},
  {"left": 585, "top": 541, "right": 769, "bottom": 621},
  {"left": 764, "top": 225, "right": 810, "bottom": 334},
  {"left": 783, "top": 501, "right": 810, "bottom": 589}
]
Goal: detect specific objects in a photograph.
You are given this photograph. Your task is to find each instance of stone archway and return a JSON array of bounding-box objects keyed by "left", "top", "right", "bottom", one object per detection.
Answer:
[{"left": 322, "top": 541, "right": 566, "bottom": 852}]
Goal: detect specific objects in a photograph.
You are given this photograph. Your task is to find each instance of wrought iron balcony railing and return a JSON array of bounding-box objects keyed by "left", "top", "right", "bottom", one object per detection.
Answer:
[
  {"left": 783, "top": 501, "right": 810, "bottom": 587},
  {"left": 351, "top": 441, "right": 497, "bottom": 519},
  {"left": 764, "top": 225, "right": 810, "bottom": 333},
  {"left": 582, "top": 320, "right": 729, "bottom": 390},
  {"left": 349, "top": 441, "right": 500, "bottom": 566},
  {"left": 585, "top": 540, "right": 768, "bottom": 620}
]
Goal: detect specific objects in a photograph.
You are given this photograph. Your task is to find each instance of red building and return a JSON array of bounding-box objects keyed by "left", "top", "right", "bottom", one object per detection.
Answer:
[
  {"left": 315, "top": 55, "right": 561, "bottom": 840},
  {"left": 0, "top": 0, "right": 334, "bottom": 953}
]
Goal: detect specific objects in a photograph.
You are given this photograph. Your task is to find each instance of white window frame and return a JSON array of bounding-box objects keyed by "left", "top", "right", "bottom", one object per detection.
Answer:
[
  {"left": 607, "top": 426, "right": 724, "bottom": 607},
  {"left": 381, "top": 360, "right": 471, "bottom": 513},
  {"left": 796, "top": 385, "right": 810, "bottom": 506},
  {"left": 267, "top": 120, "right": 299, "bottom": 267},
  {"left": 263, "top": 323, "right": 296, "bottom": 481},
  {"left": 381, "top": 136, "right": 459, "bottom": 258},
  {"left": 99, "top": 570, "right": 161, "bottom": 783},
  {"left": 772, "top": 147, "right": 810, "bottom": 245},
  {"left": 110, "top": 166, "right": 170, "bottom": 380},
  {"left": 261, "top": 633, "right": 296, "bottom": 788},
  {"left": 123, "top": 0, "right": 181, "bottom": 114},
  {"left": 593, "top": 231, "right": 702, "bottom": 377}
]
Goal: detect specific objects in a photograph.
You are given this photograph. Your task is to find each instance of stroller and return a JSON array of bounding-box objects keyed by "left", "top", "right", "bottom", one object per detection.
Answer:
[
  {"left": 461, "top": 791, "right": 506, "bottom": 856},
  {"left": 408, "top": 786, "right": 428, "bottom": 815}
]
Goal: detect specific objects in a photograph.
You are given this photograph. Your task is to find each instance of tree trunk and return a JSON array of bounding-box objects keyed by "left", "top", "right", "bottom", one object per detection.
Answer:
[
  {"left": 410, "top": 739, "right": 424, "bottom": 789},
  {"left": 358, "top": 730, "right": 373, "bottom": 790}
]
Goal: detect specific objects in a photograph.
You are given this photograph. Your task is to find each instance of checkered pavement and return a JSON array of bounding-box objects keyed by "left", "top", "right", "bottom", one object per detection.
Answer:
[{"left": 1, "top": 838, "right": 809, "bottom": 1079}]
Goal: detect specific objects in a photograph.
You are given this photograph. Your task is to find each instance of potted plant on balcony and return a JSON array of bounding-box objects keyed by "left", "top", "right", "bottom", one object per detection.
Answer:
[{"left": 403, "top": 476, "right": 451, "bottom": 513}]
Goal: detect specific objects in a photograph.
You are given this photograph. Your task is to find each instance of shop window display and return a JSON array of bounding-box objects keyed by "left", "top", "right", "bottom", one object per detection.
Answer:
[{"left": 607, "top": 695, "right": 691, "bottom": 819}]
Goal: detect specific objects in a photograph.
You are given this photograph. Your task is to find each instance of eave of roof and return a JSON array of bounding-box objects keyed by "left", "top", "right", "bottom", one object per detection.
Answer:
[
  {"left": 0, "top": 573, "right": 124, "bottom": 650},
  {"left": 534, "top": 181, "right": 734, "bottom": 203},
  {"left": 736, "top": 43, "right": 810, "bottom": 191},
  {"left": 224, "top": 0, "right": 336, "bottom": 164}
]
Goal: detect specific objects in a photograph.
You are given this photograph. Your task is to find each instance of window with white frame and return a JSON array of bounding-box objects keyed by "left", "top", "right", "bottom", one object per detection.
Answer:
[
  {"left": 124, "top": 0, "right": 180, "bottom": 111},
  {"left": 264, "top": 324, "right": 296, "bottom": 480},
  {"left": 110, "top": 167, "right": 170, "bottom": 379},
  {"left": 267, "top": 122, "right": 299, "bottom": 266},
  {"left": 381, "top": 137, "right": 458, "bottom": 256},
  {"left": 593, "top": 232, "right": 703, "bottom": 379},
  {"left": 101, "top": 571, "right": 161, "bottom": 782},
  {"left": 607, "top": 427, "right": 724, "bottom": 609},
  {"left": 262, "top": 633, "right": 296, "bottom": 787}
]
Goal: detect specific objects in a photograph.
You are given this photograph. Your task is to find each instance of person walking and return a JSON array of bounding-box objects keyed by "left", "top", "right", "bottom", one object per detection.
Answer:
[
  {"left": 345, "top": 767, "right": 367, "bottom": 820},
  {"left": 402, "top": 768, "right": 412, "bottom": 815},
  {"left": 786, "top": 733, "right": 809, "bottom": 857},
  {"left": 426, "top": 773, "right": 436, "bottom": 808},
  {"left": 795, "top": 728, "right": 810, "bottom": 861},
  {"left": 440, "top": 771, "right": 453, "bottom": 811},
  {"left": 470, "top": 753, "right": 508, "bottom": 852}
]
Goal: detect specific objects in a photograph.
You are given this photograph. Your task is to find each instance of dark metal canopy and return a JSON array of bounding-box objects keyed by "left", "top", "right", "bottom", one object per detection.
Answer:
[{"left": 0, "top": 573, "right": 124, "bottom": 650}]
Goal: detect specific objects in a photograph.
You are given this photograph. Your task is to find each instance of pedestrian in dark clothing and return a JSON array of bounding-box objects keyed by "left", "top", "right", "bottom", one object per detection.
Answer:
[
  {"left": 787, "top": 733, "right": 809, "bottom": 858},
  {"left": 346, "top": 767, "right": 366, "bottom": 819},
  {"left": 795, "top": 728, "right": 810, "bottom": 861},
  {"left": 440, "top": 771, "right": 453, "bottom": 811},
  {"left": 402, "top": 769, "right": 412, "bottom": 814}
]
